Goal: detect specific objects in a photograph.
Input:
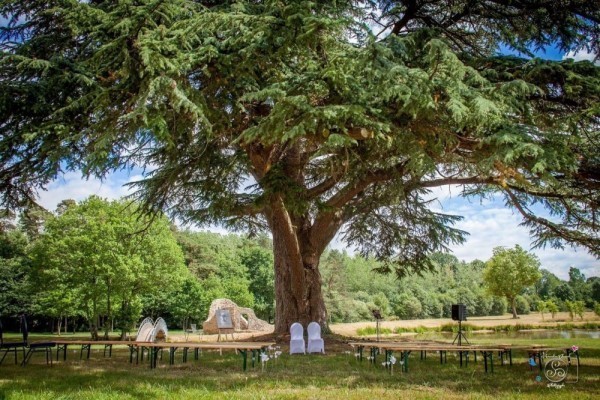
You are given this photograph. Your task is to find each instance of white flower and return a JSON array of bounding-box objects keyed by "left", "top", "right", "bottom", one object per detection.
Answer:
[
  {"left": 261, "top": 354, "right": 270, "bottom": 362},
  {"left": 390, "top": 356, "right": 397, "bottom": 365}
]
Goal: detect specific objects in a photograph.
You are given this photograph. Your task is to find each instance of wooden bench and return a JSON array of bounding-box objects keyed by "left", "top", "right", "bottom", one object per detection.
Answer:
[
  {"left": 136, "top": 341, "right": 275, "bottom": 371},
  {"left": 349, "top": 341, "right": 506, "bottom": 373},
  {"left": 51, "top": 340, "right": 157, "bottom": 364},
  {"left": 50, "top": 339, "right": 275, "bottom": 371}
]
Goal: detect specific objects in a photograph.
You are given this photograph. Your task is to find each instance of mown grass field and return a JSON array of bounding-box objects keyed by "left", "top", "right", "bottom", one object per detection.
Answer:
[{"left": 1, "top": 330, "right": 599, "bottom": 400}]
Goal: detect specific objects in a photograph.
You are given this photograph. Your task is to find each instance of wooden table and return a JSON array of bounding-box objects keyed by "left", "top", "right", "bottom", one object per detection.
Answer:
[
  {"left": 52, "top": 340, "right": 151, "bottom": 362},
  {"left": 50, "top": 340, "right": 275, "bottom": 371},
  {"left": 136, "top": 341, "right": 276, "bottom": 371},
  {"left": 349, "top": 341, "right": 507, "bottom": 373}
]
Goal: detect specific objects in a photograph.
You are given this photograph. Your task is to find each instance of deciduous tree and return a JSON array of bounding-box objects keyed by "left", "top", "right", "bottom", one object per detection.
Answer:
[
  {"left": 483, "top": 245, "right": 542, "bottom": 318},
  {"left": 30, "top": 196, "right": 187, "bottom": 339}
]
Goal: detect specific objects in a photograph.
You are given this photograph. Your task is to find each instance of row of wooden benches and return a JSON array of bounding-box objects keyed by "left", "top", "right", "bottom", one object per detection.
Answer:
[
  {"left": 347, "top": 341, "right": 580, "bottom": 374},
  {"left": 2, "top": 340, "right": 275, "bottom": 371},
  {"left": 4, "top": 338, "right": 581, "bottom": 375}
]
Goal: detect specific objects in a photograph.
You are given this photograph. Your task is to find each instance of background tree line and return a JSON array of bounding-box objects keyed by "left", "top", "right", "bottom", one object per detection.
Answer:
[
  {"left": 0, "top": 196, "right": 275, "bottom": 336},
  {"left": 0, "top": 196, "right": 598, "bottom": 335},
  {"left": 321, "top": 250, "right": 598, "bottom": 323}
]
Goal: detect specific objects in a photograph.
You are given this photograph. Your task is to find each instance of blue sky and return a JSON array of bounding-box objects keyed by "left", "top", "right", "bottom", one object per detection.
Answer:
[{"left": 498, "top": 43, "right": 563, "bottom": 60}]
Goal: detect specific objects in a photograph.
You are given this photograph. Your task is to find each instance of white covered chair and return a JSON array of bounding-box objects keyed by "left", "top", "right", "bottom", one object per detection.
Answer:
[
  {"left": 289, "top": 322, "right": 305, "bottom": 354},
  {"left": 307, "top": 322, "right": 325, "bottom": 354}
]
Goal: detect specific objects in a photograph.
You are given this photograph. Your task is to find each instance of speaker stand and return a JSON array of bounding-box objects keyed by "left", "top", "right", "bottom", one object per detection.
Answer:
[{"left": 452, "top": 320, "right": 470, "bottom": 346}]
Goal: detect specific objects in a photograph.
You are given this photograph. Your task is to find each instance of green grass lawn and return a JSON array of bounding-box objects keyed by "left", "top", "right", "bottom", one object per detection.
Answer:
[{"left": 1, "top": 334, "right": 599, "bottom": 399}]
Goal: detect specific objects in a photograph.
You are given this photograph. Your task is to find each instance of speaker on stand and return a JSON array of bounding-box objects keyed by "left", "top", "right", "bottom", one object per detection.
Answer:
[{"left": 451, "top": 304, "right": 469, "bottom": 346}]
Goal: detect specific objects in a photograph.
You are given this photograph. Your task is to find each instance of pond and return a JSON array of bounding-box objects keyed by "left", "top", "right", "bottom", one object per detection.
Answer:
[{"left": 421, "top": 329, "right": 600, "bottom": 340}]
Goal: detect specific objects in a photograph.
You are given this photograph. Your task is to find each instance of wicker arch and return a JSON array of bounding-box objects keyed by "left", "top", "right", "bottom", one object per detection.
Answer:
[
  {"left": 151, "top": 317, "right": 168, "bottom": 342},
  {"left": 135, "top": 317, "right": 168, "bottom": 342},
  {"left": 136, "top": 317, "right": 155, "bottom": 342}
]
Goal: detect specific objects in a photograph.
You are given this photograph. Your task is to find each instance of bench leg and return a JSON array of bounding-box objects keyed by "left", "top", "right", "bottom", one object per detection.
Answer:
[
  {"left": 239, "top": 350, "right": 247, "bottom": 371},
  {"left": 483, "top": 352, "right": 488, "bottom": 373},
  {"left": 21, "top": 349, "right": 32, "bottom": 366},
  {"left": 150, "top": 347, "right": 159, "bottom": 369},
  {"left": 56, "top": 344, "right": 66, "bottom": 361},
  {"left": 169, "top": 347, "right": 175, "bottom": 365},
  {"left": 0, "top": 349, "right": 7, "bottom": 365}
]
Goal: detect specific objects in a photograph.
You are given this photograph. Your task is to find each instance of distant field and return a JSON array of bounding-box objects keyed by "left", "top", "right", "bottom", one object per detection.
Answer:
[{"left": 330, "top": 312, "right": 600, "bottom": 337}]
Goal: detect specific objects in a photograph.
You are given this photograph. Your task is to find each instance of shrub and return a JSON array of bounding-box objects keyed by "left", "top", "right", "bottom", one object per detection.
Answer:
[
  {"left": 595, "top": 302, "right": 600, "bottom": 318},
  {"left": 392, "top": 293, "right": 423, "bottom": 320},
  {"left": 515, "top": 295, "right": 530, "bottom": 315},
  {"left": 489, "top": 297, "right": 508, "bottom": 315},
  {"left": 472, "top": 294, "right": 492, "bottom": 316},
  {"left": 565, "top": 300, "right": 585, "bottom": 320},
  {"left": 546, "top": 299, "right": 559, "bottom": 318},
  {"left": 371, "top": 292, "right": 392, "bottom": 317},
  {"left": 536, "top": 300, "right": 547, "bottom": 321}
]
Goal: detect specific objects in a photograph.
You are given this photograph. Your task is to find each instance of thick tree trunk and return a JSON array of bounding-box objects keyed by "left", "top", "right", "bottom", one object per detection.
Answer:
[
  {"left": 246, "top": 144, "right": 340, "bottom": 336},
  {"left": 272, "top": 238, "right": 327, "bottom": 334},
  {"left": 268, "top": 197, "right": 328, "bottom": 335}
]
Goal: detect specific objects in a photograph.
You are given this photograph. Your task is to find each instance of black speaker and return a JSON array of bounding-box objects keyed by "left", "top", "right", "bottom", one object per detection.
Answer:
[{"left": 451, "top": 304, "right": 467, "bottom": 321}]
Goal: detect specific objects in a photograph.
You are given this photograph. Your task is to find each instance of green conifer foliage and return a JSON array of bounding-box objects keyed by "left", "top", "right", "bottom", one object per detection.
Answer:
[{"left": 1, "top": 1, "right": 598, "bottom": 332}]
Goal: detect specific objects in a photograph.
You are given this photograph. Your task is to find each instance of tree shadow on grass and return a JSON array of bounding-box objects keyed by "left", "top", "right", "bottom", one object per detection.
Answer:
[{"left": 1, "top": 348, "right": 599, "bottom": 399}]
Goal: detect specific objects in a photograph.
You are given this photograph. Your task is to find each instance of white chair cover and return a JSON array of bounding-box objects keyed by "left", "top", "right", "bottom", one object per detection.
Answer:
[
  {"left": 307, "top": 322, "right": 324, "bottom": 354},
  {"left": 289, "top": 322, "right": 305, "bottom": 354}
]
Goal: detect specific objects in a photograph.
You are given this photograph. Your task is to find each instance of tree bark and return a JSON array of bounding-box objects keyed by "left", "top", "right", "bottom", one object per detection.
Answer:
[
  {"left": 267, "top": 197, "right": 328, "bottom": 335},
  {"left": 511, "top": 297, "right": 518, "bottom": 319},
  {"left": 272, "top": 234, "right": 327, "bottom": 334}
]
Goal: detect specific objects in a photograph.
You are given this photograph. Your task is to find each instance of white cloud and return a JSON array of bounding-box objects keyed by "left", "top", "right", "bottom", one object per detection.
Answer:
[
  {"left": 37, "top": 171, "right": 136, "bottom": 212},
  {"left": 563, "top": 49, "right": 599, "bottom": 65},
  {"left": 437, "top": 198, "right": 599, "bottom": 279}
]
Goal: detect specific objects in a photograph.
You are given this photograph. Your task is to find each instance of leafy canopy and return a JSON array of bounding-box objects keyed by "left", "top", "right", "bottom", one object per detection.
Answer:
[
  {"left": 483, "top": 244, "right": 542, "bottom": 301},
  {"left": 30, "top": 196, "right": 188, "bottom": 334},
  {"left": 0, "top": 1, "right": 598, "bottom": 275}
]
